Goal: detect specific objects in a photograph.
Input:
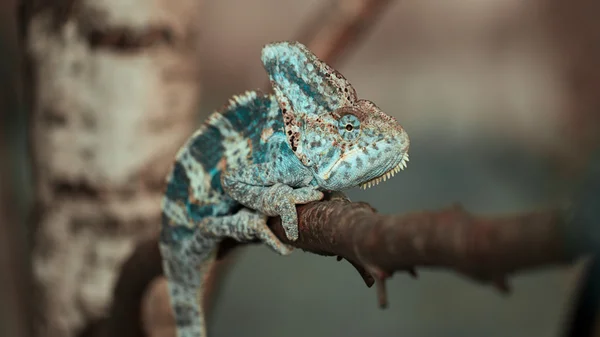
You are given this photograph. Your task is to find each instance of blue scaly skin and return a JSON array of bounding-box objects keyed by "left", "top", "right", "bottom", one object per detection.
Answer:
[{"left": 159, "top": 41, "right": 410, "bottom": 337}]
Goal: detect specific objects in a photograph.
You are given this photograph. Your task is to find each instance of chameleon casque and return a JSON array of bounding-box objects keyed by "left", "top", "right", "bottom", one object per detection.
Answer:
[{"left": 159, "top": 41, "right": 410, "bottom": 337}]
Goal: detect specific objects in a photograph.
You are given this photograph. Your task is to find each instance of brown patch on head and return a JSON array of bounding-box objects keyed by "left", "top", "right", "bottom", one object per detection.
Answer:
[
  {"left": 217, "top": 157, "right": 227, "bottom": 171},
  {"left": 289, "top": 131, "right": 300, "bottom": 152},
  {"left": 261, "top": 127, "right": 274, "bottom": 142},
  {"left": 281, "top": 109, "right": 303, "bottom": 152},
  {"left": 333, "top": 105, "right": 369, "bottom": 122},
  {"left": 298, "top": 153, "right": 310, "bottom": 166},
  {"left": 188, "top": 187, "right": 202, "bottom": 205},
  {"left": 282, "top": 110, "right": 292, "bottom": 124},
  {"left": 355, "top": 99, "right": 398, "bottom": 124}
]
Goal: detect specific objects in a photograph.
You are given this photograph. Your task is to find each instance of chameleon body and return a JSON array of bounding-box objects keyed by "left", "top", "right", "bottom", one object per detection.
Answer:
[{"left": 159, "top": 41, "right": 410, "bottom": 337}]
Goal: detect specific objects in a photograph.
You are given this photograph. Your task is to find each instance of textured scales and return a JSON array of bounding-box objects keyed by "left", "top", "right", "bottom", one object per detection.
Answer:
[{"left": 159, "top": 41, "right": 410, "bottom": 337}]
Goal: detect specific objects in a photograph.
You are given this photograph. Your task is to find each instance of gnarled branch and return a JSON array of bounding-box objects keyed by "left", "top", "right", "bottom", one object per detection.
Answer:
[{"left": 268, "top": 199, "right": 572, "bottom": 307}]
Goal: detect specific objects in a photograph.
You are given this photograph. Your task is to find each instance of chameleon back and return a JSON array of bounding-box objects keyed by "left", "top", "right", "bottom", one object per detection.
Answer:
[
  {"left": 160, "top": 91, "right": 286, "bottom": 244},
  {"left": 157, "top": 91, "right": 292, "bottom": 337}
]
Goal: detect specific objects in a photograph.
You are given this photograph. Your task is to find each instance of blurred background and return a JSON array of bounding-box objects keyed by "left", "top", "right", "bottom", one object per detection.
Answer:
[{"left": 1, "top": 0, "right": 599, "bottom": 336}]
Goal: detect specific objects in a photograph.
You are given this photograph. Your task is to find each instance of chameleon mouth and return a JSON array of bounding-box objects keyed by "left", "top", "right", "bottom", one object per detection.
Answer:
[{"left": 359, "top": 153, "right": 409, "bottom": 189}]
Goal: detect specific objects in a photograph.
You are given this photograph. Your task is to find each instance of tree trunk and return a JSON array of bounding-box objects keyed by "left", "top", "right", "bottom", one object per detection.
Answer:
[{"left": 19, "top": 0, "right": 203, "bottom": 335}]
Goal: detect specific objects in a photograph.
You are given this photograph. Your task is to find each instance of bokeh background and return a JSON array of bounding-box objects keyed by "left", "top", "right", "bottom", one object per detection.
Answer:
[{"left": 2, "top": 0, "right": 600, "bottom": 336}]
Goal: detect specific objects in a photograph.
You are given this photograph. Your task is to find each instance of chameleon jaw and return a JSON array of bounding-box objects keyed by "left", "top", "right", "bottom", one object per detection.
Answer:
[{"left": 359, "top": 153, "right": 409, "bottom": 190}]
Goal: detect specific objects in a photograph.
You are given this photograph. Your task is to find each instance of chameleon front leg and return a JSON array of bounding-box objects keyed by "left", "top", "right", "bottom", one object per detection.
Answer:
[
  {"left": 221, "top": 162, "right": 324, "bottom": 241},
  {"left": 200, "top": 207, "right": 294, "bottom": 255},
  {"left": 161, "top": 208, "right": 294, "bottom": 337}
]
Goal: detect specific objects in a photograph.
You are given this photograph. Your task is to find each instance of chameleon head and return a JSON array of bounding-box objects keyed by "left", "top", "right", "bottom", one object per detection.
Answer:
[
  {"left": 261, "top": 41, "right": 409, "bottom": 191},
  {"left": 305, "top": 100, "right": 409, "bottom": 190}
]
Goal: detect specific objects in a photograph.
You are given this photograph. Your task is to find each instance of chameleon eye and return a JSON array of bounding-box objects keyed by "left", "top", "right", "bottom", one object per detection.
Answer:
[{"left": 338, "top": 114, "right": 361, "bottom": 141}]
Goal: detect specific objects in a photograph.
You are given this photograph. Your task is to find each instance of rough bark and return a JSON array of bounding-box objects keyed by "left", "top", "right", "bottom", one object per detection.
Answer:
[
  {"left": 268, "top": 200, "right": 571, "bottom": 304},
  {"left": 19, "top": 0, "right": 203, "bottom": 335}
]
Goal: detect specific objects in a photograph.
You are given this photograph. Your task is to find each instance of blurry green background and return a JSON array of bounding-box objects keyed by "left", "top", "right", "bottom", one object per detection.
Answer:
[{"left": 2, "top": 0, "right": 597, "bottom": 336}]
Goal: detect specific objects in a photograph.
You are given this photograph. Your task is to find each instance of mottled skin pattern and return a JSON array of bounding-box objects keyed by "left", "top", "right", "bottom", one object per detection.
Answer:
[{"left": 159, "top": 41, "right": 410, "bottom": 337}]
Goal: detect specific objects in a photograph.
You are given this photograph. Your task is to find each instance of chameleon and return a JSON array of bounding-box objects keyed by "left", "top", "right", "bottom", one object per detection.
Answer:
[{"left": 159, "top": 41, "right": 410, "bottom": 337}]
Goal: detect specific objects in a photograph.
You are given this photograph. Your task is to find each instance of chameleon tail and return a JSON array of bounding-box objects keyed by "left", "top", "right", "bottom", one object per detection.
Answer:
[{"left": 160, "top": 240, "right": 216, "bottom": 337}]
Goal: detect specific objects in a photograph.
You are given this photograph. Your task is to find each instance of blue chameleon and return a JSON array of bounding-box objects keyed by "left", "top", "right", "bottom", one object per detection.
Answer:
[{"left": 159, "top": 41, "right": 410, "bottom": 337}]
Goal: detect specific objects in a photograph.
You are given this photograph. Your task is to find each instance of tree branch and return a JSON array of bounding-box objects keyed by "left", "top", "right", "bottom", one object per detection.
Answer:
[
  {"left": 268, "top": 199, "right": 574, "bottom": 307},
  {"left": 117, "top": 195, "right": 580, "bottom": 333}
]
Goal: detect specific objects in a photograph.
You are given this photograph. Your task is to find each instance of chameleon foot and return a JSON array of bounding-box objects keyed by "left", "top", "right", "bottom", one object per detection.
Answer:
[
  {"left": 230, "top": 208, "right": 294, "bottom": 255},
  {"left": 262, "top": 183, "right": 324, "bottom": 241}
]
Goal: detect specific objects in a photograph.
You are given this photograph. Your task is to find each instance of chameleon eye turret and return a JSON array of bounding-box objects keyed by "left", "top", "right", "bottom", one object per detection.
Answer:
[
  {"left": 337, "top": 113, "right": 361, "bottom": 141},
  {"left": 302, "top": 98, "right": 409, "bottom": 191}
]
